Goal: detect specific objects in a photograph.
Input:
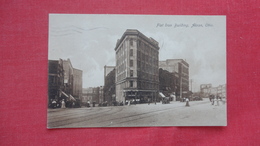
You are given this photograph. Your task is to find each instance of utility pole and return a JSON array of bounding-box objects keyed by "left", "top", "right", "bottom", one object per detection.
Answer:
[
  {"left": 190, "top": 79, "right": 193, "bottom": 92},
  {"left": 190, "top": 79, "right": 193, "bottom": 98},
  {"left": 180, "top": 65, "right": 182, "bottom": 99}
]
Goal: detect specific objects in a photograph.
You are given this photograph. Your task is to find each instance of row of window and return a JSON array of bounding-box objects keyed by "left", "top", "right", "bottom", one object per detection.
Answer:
[
  {"left": 137, "top": 71, "right": 159, "bottom": 81},
  {"left": 116, "top": 43, "right": 127, "bottom": 68},
  {"left": 117, "top": 72, "right": 134, "bottom": 81},
  {"left": 138, "top": 40, "right": 158, "bottom": 57},
  {"left": 49, "top": 76, "right": 63, "bottom": 85},
  {"left": 117, "top": 60, "right": 158, "bottom": 77},
  {"left": 117, "top": 69, "right": 159, "bottom": 82},
  {"left": 137, "top": 51, "right": 158, "bottom": 65},
  {"left": 182, "top": 66, "right": 189, "bottom": 74},
  {"left": 137, "top": 61, "right": 158, "bottom": 75},
  {"left": 116, "top": 54, "right": 126, "bottom": 67},
  {"left": 117, "top": 62, "right": 126, "bottom": 74},
  {"left": 137, "top": 81, "right": 158, "bottom": 90},
  {"left": 117, "top": 72, "right": 126, "bottom": 82},
  {"left": 117, "top": 69, "right": 134, "bottom": 82},
  {"left": 127, "top": 80, "right": 158, "bottom": 90}
]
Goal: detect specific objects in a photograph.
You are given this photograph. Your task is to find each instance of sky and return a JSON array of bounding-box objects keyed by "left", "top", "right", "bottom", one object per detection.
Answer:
[{"left": 48, "top": 14, "right": 226, "bottom": 91}]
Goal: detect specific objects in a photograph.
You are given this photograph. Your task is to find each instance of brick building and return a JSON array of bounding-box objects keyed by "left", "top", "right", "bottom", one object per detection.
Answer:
[
  {"left": 73, "top": 68, "right": 83, "bottom": 100},
  {"left": 159, "top": 59, "right": 189, "bottom": 98},
  {"left": 158, "top": 68, "right": 179, "bottom": 100},
  {"left": 103, "top": 68, "right": 116, "bottom": 104},
  {"left": 48, "top": 58, "right": 83, "bottom": 108},
  {"left": 48, "top": 59, "right": 64, "bottom": 106},
  {"left": 62, "top": 59, "right": 82, "bottom": 101}
]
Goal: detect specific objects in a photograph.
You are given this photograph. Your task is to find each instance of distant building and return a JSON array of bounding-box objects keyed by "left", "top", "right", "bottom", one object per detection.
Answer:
[
  {"left": 82, "top": 87, "right": 93, "bottom": 103},
  {"left": 200, "top": 84, "right": 226, "bottom": 98},
  {"left": 92, "top": 87, "right": 100, "bottom": 103},
  {"left": 217, "top": 84, "right": 226, "bottom": 98},
  {"left": 200, "top": 84, "right": 212, "bottom": 97},
  {"left": 159, "top": 59, "right": 189, "bottom": 98},
  {"left": 81, "top": 87, "right": 93, "bottom": 103},
  {"left": 115, "top": 29, "right": 160, "bottom": 103},
  {"left": 82, "top": 87, "right": 103, "bottom": 104},
  {"left": 209, "top": 87, "right": 218, "bottom": 96},
  {"left": 98, "top": 86, "right": 104, "bottom": 103}
]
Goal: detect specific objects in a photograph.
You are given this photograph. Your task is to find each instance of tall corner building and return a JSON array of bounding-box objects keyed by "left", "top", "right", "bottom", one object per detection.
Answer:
[{"left": 114, "top": 29, "right": 160, "bottom": 103}]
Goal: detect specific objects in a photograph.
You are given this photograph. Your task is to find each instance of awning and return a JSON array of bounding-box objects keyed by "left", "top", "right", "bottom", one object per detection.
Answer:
[
  {"left": 159, "top": 92, "right": 166, "bottom": 98},
  {"left": 69, "top": 95, "right": 76, "bottom": 102},
  {"left": 61, "top": 91, "right": 69, "bottom": 98}
]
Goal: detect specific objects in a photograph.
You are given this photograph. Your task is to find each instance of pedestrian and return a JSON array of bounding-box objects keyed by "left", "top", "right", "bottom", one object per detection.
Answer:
[
  {"left": 216, "top": 96, "right": 219, "bottom": 106},
  {"left": 212, "top": 96, "right": 215, "bottom": 105},
  {"left": 185, "top": 97, "right": 190, "bottom": 107},
  {"left": 128, "top": 100, "right": 131, "bottom": 106},
  {"left": 52, "top": 100, "right": 57, "bottom": 109},
  {"left": 87, "top": 100, "right": 90, "bottom": 107},
  {"left": 213, "top": 96, "right": 217, "bottom": 106},
  {"left": 61, "top": 99, "right": 66, "bottom": 108}
]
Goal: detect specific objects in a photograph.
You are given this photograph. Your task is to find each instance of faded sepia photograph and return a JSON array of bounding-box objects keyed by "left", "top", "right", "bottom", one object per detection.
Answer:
[{"left": 48, "top": 14, "right": 226, "bottom": 128}]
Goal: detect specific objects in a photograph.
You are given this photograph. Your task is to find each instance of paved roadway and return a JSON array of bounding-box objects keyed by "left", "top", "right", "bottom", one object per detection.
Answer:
[{"left": 47, "top": 100, "right": 226, "bottom": 128}]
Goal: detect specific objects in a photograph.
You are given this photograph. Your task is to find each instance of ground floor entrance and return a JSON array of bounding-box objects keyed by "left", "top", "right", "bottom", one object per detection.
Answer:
[{"left": 124, "top": 90, "right": 158, "bottom": 104}]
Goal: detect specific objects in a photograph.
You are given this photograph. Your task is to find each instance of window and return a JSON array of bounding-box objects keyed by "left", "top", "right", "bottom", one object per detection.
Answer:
[
  {"left": 130, "top": 39, "right": 133, "bottom": 46},
  {"left": 130, "top": 70, "right": 133, "bottom": 77},
  {"left": 130, "top": 49, "right": 133, "bottom": 56},
  {"left": 130, "top": 60, "right": 133, "bottom": 67},
  {"left": 137, "top": 61, "right": 140, "bottom": 69},
  {"left": 130, "top": 81, "right": 133, "bottom": 87}
]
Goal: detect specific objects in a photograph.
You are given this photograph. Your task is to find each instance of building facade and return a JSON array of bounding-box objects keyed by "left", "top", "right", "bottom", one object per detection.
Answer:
[
  {"left": 62, "top": 59, "right": 83, "bottom": 101},
  {"left": 200, "top": 84, "right": 226, "bottom": 98},
  {"left": 48, "top": 59, "right": 64, "bottom": 106},
  {"left": 98, "top": 86, "right": 104, "bottom": 103},
  {"left": 158, "top": 68, "right": 179, "bottom": 100},
  {"left": 48, "top": 58, "right": 83, "bottom": 108},
  {"left": 103, "top": 68, "right": 116, "bottom": 104},
  {"left": 115, "top": 29, "right": 160, "bottom": 103},
  {"left": 82, "top": 87, "right": 93, "bottom": 103},
  {"left": 104, "top": 66, "right": 115, "bottom": 80},
  {"left": 73, "top": 68, "right": 83, "bottom": 100},
  {"left": 159, "top": 59, "right": 189, "bottom": 98},
  {"left": 82, "top": 86, "right": 103, "bottom": 104},
  {"left": 217, "top": 84, "right": 226, "bottom": 98},
  {"left": 63, "top": 59, "right": 74, "bottom": 96},
  {"left": 200, "top": 84, "right": 212, "bottom": 97}
]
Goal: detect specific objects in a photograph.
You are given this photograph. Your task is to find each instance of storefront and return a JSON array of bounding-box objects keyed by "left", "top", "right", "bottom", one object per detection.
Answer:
[{"left": 124, "top": 90, "right": 158, "bottom": 103}]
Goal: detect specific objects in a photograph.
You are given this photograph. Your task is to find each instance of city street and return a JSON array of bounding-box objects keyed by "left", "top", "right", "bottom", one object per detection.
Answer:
[{"left": 47, "top": 99, "right": 226, "bottom": 128}]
